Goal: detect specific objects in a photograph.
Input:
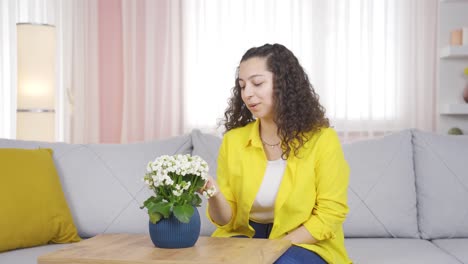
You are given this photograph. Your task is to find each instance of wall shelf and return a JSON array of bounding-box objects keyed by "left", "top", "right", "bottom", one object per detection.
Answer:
[
  {"left": 437, "top": 1, "right": 468, "bottom": 133},
  {"left": 440, "top": 0, "right": 468, "bottom": 2},
  {"left": 440, "top": 103, "right": 468, "bottom": 115},
  {"left": 440, "top": 46, "right": 468, "bottom": 58}
]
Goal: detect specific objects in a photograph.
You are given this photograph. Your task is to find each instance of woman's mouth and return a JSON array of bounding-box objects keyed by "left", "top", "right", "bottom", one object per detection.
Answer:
[{"left": 248, "top": 103, "right": 260, "bottom": 110}]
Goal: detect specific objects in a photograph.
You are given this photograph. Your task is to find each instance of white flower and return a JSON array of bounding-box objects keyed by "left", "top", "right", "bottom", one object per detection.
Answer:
[
  {"left": 143, "top": 154, "right": 210, "bottom": 203},
  {"left": 182, "top": 181, "right": 191, "bottom": 190},
  {"left": 202, "top": 186, "right": 217, "bottom": 199},
  {"left": 163, "top": 175, "right": 174, "bottom": 186},
  {"left": 172, "top": 189, "right": 183, "bottom": 197},
  {"left": 146, "top": 162, "right": 153, "bottom": 172}
]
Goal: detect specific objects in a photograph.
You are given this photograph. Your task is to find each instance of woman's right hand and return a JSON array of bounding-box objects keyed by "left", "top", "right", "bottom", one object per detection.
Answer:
[
  {"left": 198, "top": 175, "right": 219, "bottom": 199},
  {"left": 200, "top": 175, "right": 232, "bottom": 226}
]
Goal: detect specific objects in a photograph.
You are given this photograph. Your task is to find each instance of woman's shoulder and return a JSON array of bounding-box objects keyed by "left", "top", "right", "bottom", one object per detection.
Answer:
[
  {"left": 219, "top": 122, "right": 256, "bottom": 153},
  {"left": 303, "top": 127, "right": 341, "bottom": 150},
  {"left": 308, "top": 126, "right": 339, "bottom": 141},
  {"left": 223, "top": 121, "right": 256, "bottom": 140}
]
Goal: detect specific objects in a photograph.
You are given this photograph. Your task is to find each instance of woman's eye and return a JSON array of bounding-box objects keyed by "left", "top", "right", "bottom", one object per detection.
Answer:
[{"left": 253, "top": 82, "right": 263, "bottom": 87}]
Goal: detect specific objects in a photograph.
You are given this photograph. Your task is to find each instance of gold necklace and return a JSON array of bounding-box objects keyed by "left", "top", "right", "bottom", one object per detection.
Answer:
[{"left": 261, "top": 138, "right": 281, "bottom": 148}]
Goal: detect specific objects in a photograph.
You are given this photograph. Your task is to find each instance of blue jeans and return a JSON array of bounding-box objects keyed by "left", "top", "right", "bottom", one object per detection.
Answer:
[{"left": 234, "top": 221, "right": 327, "bottom": 264}]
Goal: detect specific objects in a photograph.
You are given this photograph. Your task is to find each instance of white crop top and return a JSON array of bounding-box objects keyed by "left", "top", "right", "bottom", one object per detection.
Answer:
[{"left": 249, "top": 158, "right": 287, "bottom": 223}]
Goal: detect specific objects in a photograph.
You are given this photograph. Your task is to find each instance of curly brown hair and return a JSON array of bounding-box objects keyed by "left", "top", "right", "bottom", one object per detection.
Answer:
[{"left": 222, "top": 43, "right": 329, "bottom": 159}]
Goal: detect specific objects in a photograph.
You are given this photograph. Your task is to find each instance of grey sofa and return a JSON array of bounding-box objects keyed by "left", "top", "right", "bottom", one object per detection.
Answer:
[{"left": 0, "top": 129, "right": 467, "bottom": 264}]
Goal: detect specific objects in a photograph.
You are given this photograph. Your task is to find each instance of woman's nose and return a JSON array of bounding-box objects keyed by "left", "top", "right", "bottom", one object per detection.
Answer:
[{"left": 243, "top": 84, "right": 254, "bottom": 98}]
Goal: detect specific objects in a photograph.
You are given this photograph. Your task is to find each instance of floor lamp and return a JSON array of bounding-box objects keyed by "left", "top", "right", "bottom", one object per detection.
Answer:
[{"left": 16, "top": 23, "right": 56, "bottom": 142}]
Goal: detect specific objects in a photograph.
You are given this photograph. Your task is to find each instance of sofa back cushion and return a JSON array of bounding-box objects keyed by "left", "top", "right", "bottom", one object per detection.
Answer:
[
  {"left": 342, "top": 130, "right": 419, "bottom": 238},
  {"left": 0, "top": 136, "right": 192, "bottom": 238},
  {"left": 190, "top": 129, "right": 222, "bottom": 236},
  {"left": 413, "top": 130, "right": 468, "bottom": 239},
  {"left": 191, "top": 129, "right": 420, "bottom": 238}
]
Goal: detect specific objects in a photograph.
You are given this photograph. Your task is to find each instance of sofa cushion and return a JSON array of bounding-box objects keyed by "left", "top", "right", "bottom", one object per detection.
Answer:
[
  {"left": 191, "top": 129, "right": 222, "bottom": 178},
  {"left": 0, "top": 148, "right": 80, "bottom": 252},
  {"left": 345, "top": 238, "right": 461, "bottom": 264},
  {"left": 191, "top": 129, "right": 222, "bottom": 236},
  {"left": 342, "top": 130, "right": 419, "bottom": 238},
  {"left": 413, "top": 130, "right": 468, "bottom": 239},
  {"left": 0, "top": 135, "right": 192, "bottom": 238},
  {"left": 432, "top": 239, "right": 468, "bottom": 263},
  {"left": 0, "top": 243, "right": 70, "bottom": 264}
]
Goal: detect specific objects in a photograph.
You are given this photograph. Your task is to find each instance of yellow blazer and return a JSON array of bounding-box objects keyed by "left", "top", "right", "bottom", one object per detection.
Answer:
[{"left": 208, "top": 119, "right": 351, "bottom": 264}]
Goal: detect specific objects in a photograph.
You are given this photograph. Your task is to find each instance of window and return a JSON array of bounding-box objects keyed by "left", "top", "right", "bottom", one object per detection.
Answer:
[{"left": 182, "top": 0, "right": 436, "bottom": 139}]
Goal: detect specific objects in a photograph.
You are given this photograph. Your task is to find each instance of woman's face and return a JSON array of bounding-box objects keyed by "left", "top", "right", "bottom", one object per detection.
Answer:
[{"left": 238, "top": 57, "right": 275, "bottom": 121}]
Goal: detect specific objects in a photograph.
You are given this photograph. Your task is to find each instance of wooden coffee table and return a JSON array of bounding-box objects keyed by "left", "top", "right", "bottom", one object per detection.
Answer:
[{"left": 38, "top": 234, "right": 291, "bottom": 264}]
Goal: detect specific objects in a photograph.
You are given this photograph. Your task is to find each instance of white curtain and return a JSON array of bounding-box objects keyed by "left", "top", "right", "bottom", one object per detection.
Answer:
[
  {"left": 182, "top": 0, "right": 438, "bottom": 141},
  {"left": 0, "top": 0, "right": 17, "bottom": 139},
  {"left": 3, "top": 0, "right": 438, "bottom": 142},
  {"left": 54, "top": 0, "right": 183, "bottom": 143},
  {"left": 55, "top": 0, "right": 100, "bottom": 143},
  {"left": 17, "top": 0, "right": 56, "bottom": 24},
  {"left": 121, "top": 0, "right": 183, "bottom": 143}
]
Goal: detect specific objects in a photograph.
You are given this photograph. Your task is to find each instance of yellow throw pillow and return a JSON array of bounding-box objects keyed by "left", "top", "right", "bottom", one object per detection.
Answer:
[{"left": 0, "top": 148, "right": 81, "bottom": 252}]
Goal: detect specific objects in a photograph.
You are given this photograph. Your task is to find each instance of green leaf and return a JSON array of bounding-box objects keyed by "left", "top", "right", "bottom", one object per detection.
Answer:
[
  {"left": 193, "top": 177, "right": 206, "bottom": 190},
  {"left": 148, "top": 202, "right": 172, "bottom": 218},
  {"left": 141, "top": 196, "right": 159, "bottom": 209},
  {"left": 149, "top": 212, "right": 162, "bottom": 224},
  {"left": 178, "top": 193, "right": 191, "bottom": 203},
  {"left": 192, "top": 194, "right": 202, "bottom": 207},
  {"left": 173, "top": 204, "right": 194, "bottom": 223}
]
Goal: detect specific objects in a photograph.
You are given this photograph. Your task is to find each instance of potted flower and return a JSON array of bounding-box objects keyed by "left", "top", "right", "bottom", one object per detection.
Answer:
[{"left": 140, "top": 154, "right": 216, "bottom": 248}]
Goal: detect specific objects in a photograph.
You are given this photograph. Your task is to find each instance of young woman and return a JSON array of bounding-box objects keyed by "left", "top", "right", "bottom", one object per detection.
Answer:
[{"left": 203, "top": 44, "right": 351, "bottom": 264}]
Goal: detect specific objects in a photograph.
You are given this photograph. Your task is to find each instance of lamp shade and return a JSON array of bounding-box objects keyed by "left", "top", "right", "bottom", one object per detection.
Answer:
[{"left": 16, "top": 24, "right": 56, "bottom": 141}]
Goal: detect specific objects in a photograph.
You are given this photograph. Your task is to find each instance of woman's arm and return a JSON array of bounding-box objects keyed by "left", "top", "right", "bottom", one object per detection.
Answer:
[
  {"left": 283, "top": 225, "right": 318, "bottom": 244},
  {"left": 302, "top": 129, "right": 350, "bottom": 241},
  {"left": 204, "top": 177, "right": 232, "bottom": 226},
  {"left": 283, "top": 129, "right": 349, "bottom": 244}
]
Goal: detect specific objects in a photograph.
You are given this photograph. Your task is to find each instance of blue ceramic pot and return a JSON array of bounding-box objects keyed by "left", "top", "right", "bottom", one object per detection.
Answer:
[{"left": 148, "top": 207, "right": 201, "bottom": 248}]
